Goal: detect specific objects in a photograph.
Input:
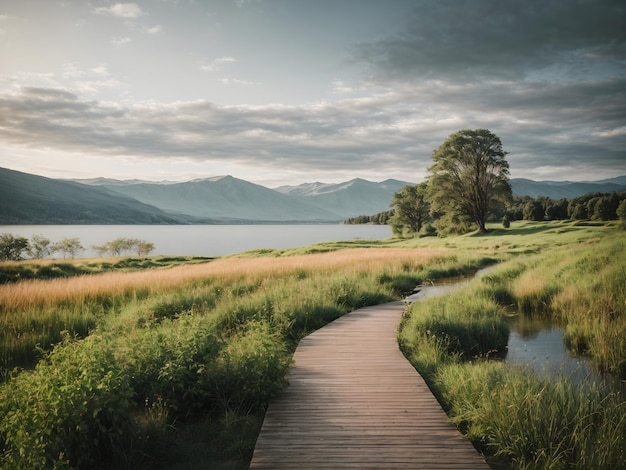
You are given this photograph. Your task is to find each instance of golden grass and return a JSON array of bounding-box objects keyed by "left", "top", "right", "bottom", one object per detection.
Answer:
[
  {"left": 512, "top": 270, "right": 546, "bottom": 299},
  {"left": 0, "top": 248, "right": 448, "bottom": 312}
]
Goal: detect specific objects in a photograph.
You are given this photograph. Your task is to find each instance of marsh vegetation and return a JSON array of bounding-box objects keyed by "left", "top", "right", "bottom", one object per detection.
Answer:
[
  {"left": 0, "top": 220, "right": 624, "bottom": 469},
  {"left": 400, "top": 223, "right": 626, "bottom": 469}
]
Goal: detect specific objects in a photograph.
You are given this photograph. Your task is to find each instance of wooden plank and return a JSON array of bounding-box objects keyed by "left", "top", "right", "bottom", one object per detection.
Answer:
[{"left": 249, "top": 301, "right": 490, "bottom": 469}]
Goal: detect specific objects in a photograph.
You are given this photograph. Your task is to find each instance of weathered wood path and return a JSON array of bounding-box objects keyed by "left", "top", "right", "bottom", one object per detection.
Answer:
[{"left": 249, "top": 301, "right": 490, "bottom": 469}]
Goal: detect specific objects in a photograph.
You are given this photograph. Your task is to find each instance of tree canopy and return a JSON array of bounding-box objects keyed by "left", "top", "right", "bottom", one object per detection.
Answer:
[
  {"left": 389, "top": 183, "right": 429, "bottom": 236},
  {"left": 426, "top": 129, "right": 511, "bottom": 233}
]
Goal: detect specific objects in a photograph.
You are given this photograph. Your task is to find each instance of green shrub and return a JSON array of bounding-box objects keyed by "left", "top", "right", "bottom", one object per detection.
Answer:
[
  {"left": 0, "top": 335, "right": 134, "bottom": 469},
  {"left": 210, "top": 321, "right": 290, "bottom": 411}
]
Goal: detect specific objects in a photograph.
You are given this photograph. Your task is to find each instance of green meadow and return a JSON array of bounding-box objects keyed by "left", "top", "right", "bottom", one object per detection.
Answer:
[
  {"left": 0, "top": 221, "right": 624, "bottom": 469},
  {"left": 399, "top": 222, "right": 626, "bottom": 469}
]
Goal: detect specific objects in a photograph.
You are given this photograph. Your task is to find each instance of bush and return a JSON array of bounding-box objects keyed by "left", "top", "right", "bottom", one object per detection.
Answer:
[
  {"left": 502, "top": 214, "right": 510, "bottom": 228},
  {"left": 0, "top": 336, "right": 135, "bottom": 469},
  {"left": 210, "top": 322, "right": 290, "bottom": 411}
]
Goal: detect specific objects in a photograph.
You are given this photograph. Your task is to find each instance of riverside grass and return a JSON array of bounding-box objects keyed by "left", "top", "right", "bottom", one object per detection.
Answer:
[
  {"left": 1, "top": 221, "right": 624, "bottom": 469},
  {"left": 400, "top": 225, "right": 626, "bottom": 469},
  {"left": 0, "top": 248, "right": 454, "bottom": 371},
  {"left": 0, "top": 246, "right": 491, "bottom": 469}
]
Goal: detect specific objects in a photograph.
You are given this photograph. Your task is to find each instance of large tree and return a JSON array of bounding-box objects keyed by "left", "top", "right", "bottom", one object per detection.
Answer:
[{"left": 426, "top": 129, "right": 511, "bottom": 233}]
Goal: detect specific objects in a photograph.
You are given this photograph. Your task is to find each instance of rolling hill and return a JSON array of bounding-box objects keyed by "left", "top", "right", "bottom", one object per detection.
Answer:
[
  {"left": 2, "top": 166, "right": 625, "bottom": 224},
  {"left": 274, "top": 178, "right": 408, "bottom": 217},
  {"left": 0, "top": 167, "right": 194, "bottom": 224},
  {"left": 93, "top": 176, "right": 342, "bottom": 222}
]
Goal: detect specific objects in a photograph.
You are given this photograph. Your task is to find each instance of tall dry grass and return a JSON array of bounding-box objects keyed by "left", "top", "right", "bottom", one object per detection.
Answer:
[
  {"left": 0, "top": 248, "right": 448, "bottom": 311},
  {"left": 1, "top": 248, "right": 454, "bottom": 372}
]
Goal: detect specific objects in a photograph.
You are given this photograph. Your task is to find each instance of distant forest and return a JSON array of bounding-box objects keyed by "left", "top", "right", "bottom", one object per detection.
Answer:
[{"left": 343, "top": 190, "right": 626, "bottom": 225}]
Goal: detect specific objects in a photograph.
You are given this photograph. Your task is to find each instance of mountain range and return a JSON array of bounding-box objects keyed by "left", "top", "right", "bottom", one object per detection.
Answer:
[
  {"left": 510, "top": 177, "right": 626, "bottom": 199},
  {"left": 1, "top": 167, "right": 625, "bottom": 224}
]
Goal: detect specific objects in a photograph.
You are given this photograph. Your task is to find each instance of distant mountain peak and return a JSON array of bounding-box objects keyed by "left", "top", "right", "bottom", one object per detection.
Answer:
[
  {"left": 201, "top": 175, "right": 232, "bottom": 183},
  {"left": 70, "top": 177, "right": 178, "bottom": 186}
]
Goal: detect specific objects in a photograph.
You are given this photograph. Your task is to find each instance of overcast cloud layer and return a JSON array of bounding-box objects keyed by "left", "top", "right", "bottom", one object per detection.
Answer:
[{"left": 0, "top": 0, "right": 624, "bottom": 185}]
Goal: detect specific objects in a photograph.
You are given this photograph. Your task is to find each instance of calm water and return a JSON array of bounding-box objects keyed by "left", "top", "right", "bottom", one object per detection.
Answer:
[
  {"left": 406, "top": 270, "right": 622, "bottom": 390},
  {"left": 0, "top": 224, "right": 392, "bottom": 258},
  {"left": 504, "top": 315, "right": 595, "bottom": 382}
]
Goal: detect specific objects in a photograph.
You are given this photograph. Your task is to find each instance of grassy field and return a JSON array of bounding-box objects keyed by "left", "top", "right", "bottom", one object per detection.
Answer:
[
  {"left": 399, "top": 222, "right": 626, "bottom": 469},
  {"left": 0, "top": 220, "right": 624, "bottom": 469}
]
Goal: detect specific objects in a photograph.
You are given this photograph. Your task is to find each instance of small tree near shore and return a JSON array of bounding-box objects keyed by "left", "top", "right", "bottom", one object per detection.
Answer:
[
  {"left": 28, "top": 234, "right": 56, "bottom": 259},
  {"left": 93, "top": 238, "right": 155, "bottom": 257},
  {"left": 390, "top": 183, "right": 430, "bottom": 236},
  {"left": 0, "top": 234, "right": 30, "bottom": 261},
  {"left": 54, "top": 238, "right": 84, "bottom": 259}
]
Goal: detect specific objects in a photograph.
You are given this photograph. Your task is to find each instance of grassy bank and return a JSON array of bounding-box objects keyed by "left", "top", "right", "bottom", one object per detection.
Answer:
[
  {"left": 399, "top": 225, "right": 626, "bottom": 468},
  {"left": 0, "top": 246, "right": 492, "bottom": 469}
]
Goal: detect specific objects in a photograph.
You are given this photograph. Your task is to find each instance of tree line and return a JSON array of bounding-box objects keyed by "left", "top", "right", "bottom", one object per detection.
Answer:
[
  {"left": 509, "top": 191, "right": 626, "bottom": 222},
  {"left": 345, "top": 190, "right": 626, "bottom": 232},
  {"left": 0, "top": 235, "right": 155, "bottom": 261},
  {"left": 343, "top": 129, "right": 626, "bottom": 236}
]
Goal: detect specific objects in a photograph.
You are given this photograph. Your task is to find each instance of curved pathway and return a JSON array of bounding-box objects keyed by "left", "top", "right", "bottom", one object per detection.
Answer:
[{"left": 249, "top": 301, "right": 490, "bottom": 469}]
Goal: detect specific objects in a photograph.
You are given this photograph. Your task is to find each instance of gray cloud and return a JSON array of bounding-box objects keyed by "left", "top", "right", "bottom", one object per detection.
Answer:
[
  {"left": 2, "top": 79, "right": 625, "bottom": 182},
  {"left": 354, "top": 0, "right": 626, "bottom": 82},
  {"left": 1, "top": 0, "right": 624, "bottom": 187},
  {"left": 344, "top": 0, "right": 626, "bottom": 180}
]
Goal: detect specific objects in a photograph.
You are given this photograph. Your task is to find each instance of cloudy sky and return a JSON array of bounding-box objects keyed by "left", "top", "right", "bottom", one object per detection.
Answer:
[{"left": 1, "top": 0, "right": 625, "bottom": 187}]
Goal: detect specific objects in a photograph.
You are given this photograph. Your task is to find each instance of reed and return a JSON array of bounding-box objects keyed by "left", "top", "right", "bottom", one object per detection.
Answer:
[
  {"left": 399, "top": 226, "right": 626, "bottom": 468},
  {"left": 400, "top": 283, "right": 509, "bottom": 360},
  {"left": 436, "top": 363, "right": 626, "bottom": 469},
  {"left": 552, "top": 238, "right": 626, "bottom": 376}
]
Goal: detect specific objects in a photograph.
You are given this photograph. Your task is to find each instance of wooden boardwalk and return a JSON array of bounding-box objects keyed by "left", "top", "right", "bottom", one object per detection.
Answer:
[{"left": 249, "top": 301, "right": 490, "bottom": 469}]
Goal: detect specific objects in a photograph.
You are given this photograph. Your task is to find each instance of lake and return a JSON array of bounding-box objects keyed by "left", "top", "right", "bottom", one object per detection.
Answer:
[{"left": 0, "top": 224, "right": 392, "bottom": 258}]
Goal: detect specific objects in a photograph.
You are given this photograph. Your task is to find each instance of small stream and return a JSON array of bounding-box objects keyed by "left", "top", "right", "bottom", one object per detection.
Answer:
[{"left": 405, "top": 268, "right": 624, "bottom": 392}]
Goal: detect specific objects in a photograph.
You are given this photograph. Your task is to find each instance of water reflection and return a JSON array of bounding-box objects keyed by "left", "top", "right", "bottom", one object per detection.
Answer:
[
  {"left": 404, "top": 272, "right": 624, "bottom": 393},
  {"left": 504, "top": 314, "right": 592, "bottom": 381},
  {"left": 504, "top": 313, "right": 624, "bottom": 392}
]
